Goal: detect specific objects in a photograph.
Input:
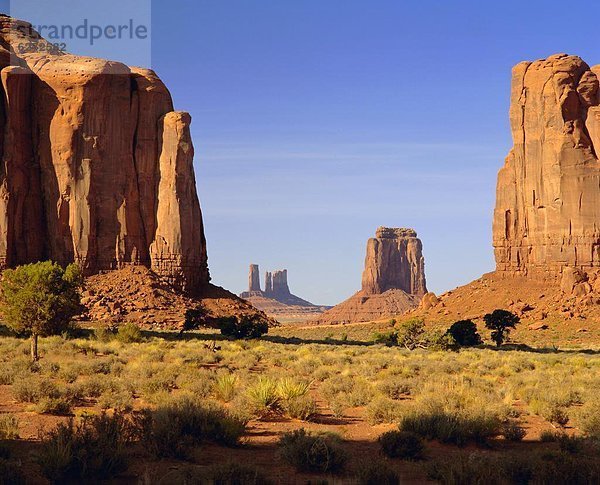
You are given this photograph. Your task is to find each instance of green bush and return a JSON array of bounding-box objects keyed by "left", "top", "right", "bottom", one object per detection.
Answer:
[
  {"left": 446, "top": 320, "right": 482, "bottom": 347},
  {"left": 400, "top": 408, "right": 501, "bottom": 446},
  {"left": 135, "top": 396, "right": 246, "bottom": 459},
  {"left": 0, "top": 415, "right": 19, "bottom": 440},
  {"left": 378, "top": 430, "right": 424, "bottom": 460},
  {"left": 278, "top": 428, "right": 347, "bottom": 473},
  {"left": 94, "top": 325, "right": 117, "bottom": 342},
  {"left": 116, "top": 323, "right": 143, "bottom": 343},
  {"left": 356, "top": 460, "right": 400, "bottom": 485},
  {"left": 37, "top": 412, "right": 133, "bottom": 481},
  {"left": 218, "top": 315, "right": 268, "bottom": 339}
]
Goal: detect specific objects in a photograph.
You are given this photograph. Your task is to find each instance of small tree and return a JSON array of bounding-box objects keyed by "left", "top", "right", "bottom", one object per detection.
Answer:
[
  {"left": 218, "top": 315, "right": 268, "bottom": 339},
  {"left": 483, "top": 309, "right": 520, "bottom": 347},
  {"left": 0, "top": 261, "right": 83, "bottom": 361},
  {"left": 179, "top": 307, "right": 206, "bottom": 336},
  {"left": 447, "top": 320, "right": 482, "bottom": 347},
  {"left": 396, "top": 319, "right": 427, "bottom": 350}
]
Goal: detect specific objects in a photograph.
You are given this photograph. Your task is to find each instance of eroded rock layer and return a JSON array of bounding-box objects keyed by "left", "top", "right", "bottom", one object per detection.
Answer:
[
  {"left": 0, "top": 16, "right": 208, "bottom": 291},
  {"left": 494, "top": 54, "right": 600, "bottom": 274}
]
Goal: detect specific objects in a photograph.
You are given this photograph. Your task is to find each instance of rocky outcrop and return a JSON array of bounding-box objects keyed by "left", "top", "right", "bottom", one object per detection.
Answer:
[
  {"left": 493, "top": 54, "right": 600, "bottom": 275},
  {"left": 312, "top": 227, "right": 426, "bottom": 324},
  {"left": 267, "top": 269, "right": 291, "bottom": 299},
  {"left": 0, "top": 16, "right": 208, "bottom": 291},
  {"left": 362, "top": 227, "right": 427, "bottom": 296}
]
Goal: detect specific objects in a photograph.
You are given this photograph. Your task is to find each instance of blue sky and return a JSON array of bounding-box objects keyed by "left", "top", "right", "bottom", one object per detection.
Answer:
[{"left": 5, "top": 0, "right": 600, "bottom": 304}]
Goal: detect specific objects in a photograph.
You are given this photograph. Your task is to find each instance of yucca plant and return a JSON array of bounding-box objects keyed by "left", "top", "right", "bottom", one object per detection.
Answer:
[
  {"left": 277, "top": 378, "right": 311, "bottom": 401},
  {"left": 214, "top": 373, "right": 237, "bottom": 402},
  {"left": 246, "top": 377, "right": 281, "bottom": 417}
]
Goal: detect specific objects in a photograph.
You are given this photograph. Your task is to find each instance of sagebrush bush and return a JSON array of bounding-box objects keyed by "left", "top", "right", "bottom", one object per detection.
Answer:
[
  {"left": 116, "top": 323, "right": 143, "bottom": 343},
  {"left": 378, "top": 430, "right": 424, "bottom": 460},
  {"left": 355, "top": 460, "right": 400, "bottom": 485},
  {"left": 400, "top": 408, "right": 501, "bottom": 446},
  {"left": 283, "top": 395, "right": 318, "bottom": 421},
  {"left": 278, "top": 429, "right": 347, "bottom": 473},
  {"left": 366, "top": 396, "right": 406, "bottom": 425},
  {"left": 0, "top": 414, "right": 19, "bottom": 440},
  {"left": 37, "top": 412, "right": 133, "bottom": 481},
  {"left": 135, "top": 396, "right": 246, "bottom": 459}
]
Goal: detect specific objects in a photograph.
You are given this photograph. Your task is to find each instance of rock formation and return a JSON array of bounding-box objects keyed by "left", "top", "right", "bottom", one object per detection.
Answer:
[
  {"left": 312, "top": 227, "right": 427, "bottom": 324},
  {"left": 0, "top": 16, "right": 208, "bottom": 291},
  {"left": 249, "top": 264, "right": 261, "bottom": 293},
  {"left": 413, "top": 54, "right": 600, "bottom": 338},
  {"left": 362, "top": 227, "right": 427, "bottom": 296},
  {"left": 240, "top": 265, "right": 328, "bottom": 318},
  {"left": 493, "top": 54, "right": 600, "bottom": 276}
]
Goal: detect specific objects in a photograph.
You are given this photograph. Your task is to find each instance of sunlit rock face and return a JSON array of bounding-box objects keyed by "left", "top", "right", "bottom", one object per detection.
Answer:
[{"left": 0, "top": 16, "right": 209, "bottom": 291}]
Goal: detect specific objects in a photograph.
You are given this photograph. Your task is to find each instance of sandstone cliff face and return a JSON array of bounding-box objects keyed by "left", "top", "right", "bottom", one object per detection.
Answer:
[
  {"left": 494, "top": 54, "right": 600, "bottom": 275},
  {"left": 0, "top": 16, "right": 208, "bottom": 291},
  {"left": 361, "top": 227, "right": 427, "bottom": 296}
]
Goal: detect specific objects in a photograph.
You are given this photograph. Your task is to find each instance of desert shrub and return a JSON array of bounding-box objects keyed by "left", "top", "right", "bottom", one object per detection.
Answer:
[
  {"left": 12, "top": 377, "right": 63, "bottom": 404},
  {"left": 283, "top": 395, "right": 318, "bottom": 421},
  {"left": 214, "top": 373, "right": 237, "bottom": 402},
  {"left": 94, "top": 324, "right": 117, "bottom": 342},
  {"left": 428, "top": 450, "right": 600, "bottom": 485},
  {"left": 400, "top": 408, "right": 501, "bottom": 446},
  {"left": 446, "top": 320, "right": 482, "bottom": 347},
  {"left": 378, "top": 430, "right": 424, "bottom": 460},
  {"left": 483, "top": 309, "right": 520, "bottom": 346},
  {"left": 200, "top": 462, "right": 272, "bottom": 485},
  {"left": 246, "top": 377, "right": 281, "bottom": 417},
  {"left": 277, "top": 377, "right": 310, "bottom": 401},
  {"left": 278, "top": 429, "right": 347, "bottom": 473},
  {"left": 35, "top": 397, "right": 73, "bottom": 416},
  {"left": 396, "top": 319, "right": 428, "bottom": 350},
  {"left": 555, "top": 433, "right": 585, "bottom": 454},
  {"left": 540, "top": 429, "right": 558, "bottom": 442},
  {"left": 135, "top": 396, "right": 246, "bottom": 459},
  {"left": 218, "top": 315, "right": 268, "bottom": 339},
  {"left": 575, "top": 400, "right": 600, "bottom": 438},
  {"left": 377, "top": 378, "right": 413, "bottom": 399},
  {"left": 544, "top": 404, "right": 570, "bottom": 427},
  {"left": 98, "top": 389, "right": 134, "bottom": 411},
  {"left": 0, "top": 415, "right": 19, "bottom": 440},
  {"left": 366, "top": 397, "right": 406, "bottom": 425},
  {"left": 116, "top": 323, "right": 143, "bottom": 343},
  {"left": 355, "top": 460, "right": 400, "bottom": 485},
  {"left": 502, "top": 422, "right": 526, "bottom": 442},
  {"left": 37, "top": 412, "right": 133, "bottom": 481},
  {"left": 147, "top": 462, "right": 272, "bottom": 485},
  {"left": 372, "top": 331, "right": 398, "bottom": 346},
  {"left": 0, "top": 458, "right": 25, "bottom": 485}
]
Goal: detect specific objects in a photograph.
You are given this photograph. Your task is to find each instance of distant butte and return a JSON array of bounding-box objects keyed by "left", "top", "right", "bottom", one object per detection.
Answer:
[
  {"left": 312, "top": 227, "right": 428, "bottom": 325},
  {"left": 240, "top": 265, "right": 329, "bottom": 319}
]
